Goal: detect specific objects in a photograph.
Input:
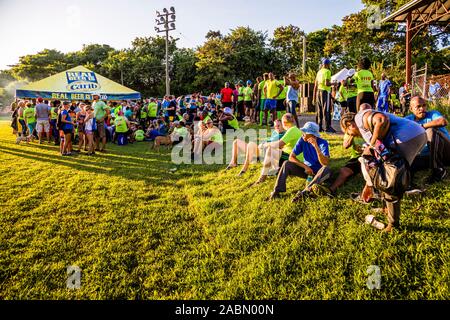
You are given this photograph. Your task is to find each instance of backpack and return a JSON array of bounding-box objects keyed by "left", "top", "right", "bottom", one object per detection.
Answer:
[{"left": 367, "top": 135, "right": 410, "bottom": 197}]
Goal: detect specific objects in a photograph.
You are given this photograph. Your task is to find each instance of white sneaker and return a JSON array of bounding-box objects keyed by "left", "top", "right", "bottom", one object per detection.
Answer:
[{"left": 267, "top": 169, "right": 279, "bottom": 176}]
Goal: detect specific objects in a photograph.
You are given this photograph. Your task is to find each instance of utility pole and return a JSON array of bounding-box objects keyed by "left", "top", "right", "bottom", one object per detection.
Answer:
[
  {"left": 302, "top": 35, "right": 307, "bottom": 76},
  {"left": 155, "top": 7, "right": 176, "bottom": 96}
]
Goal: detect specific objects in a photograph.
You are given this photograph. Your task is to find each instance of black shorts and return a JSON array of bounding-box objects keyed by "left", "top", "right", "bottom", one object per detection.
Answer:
[
  {"left": 244, "top": 101, "right": 253, "bottom": 109},
  {"left": 340, "top": 101, "right": 348, "bottom": 110},
  {"left": 344, "top": 157, "right": 361, "bottom": 175},
  {"left": 222, "top": 102, "right": 232, "bottom": 109},
  {"left": 63, "top": 128, "right": 72, "bottom": 135},
  {"left": 357, "top": 92, "right": 375, "bottom": 109},
  {"left": 276, "top": 99, "right": 285, "bottom": 111}
]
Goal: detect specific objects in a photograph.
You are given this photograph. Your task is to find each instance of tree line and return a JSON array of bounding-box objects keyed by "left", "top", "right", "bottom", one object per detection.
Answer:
[{"left": 1, "top": 0, "right": 448, "bottom": 106}]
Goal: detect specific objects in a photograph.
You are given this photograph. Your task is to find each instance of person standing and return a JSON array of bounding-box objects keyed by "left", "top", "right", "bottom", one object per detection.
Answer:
[
  {"left": 376, "top": 73, "right": 392, "bottom": 113},
  {"left": 17, "top": 100, "right": 27, "bottom": 138},
  {"left": 236, "top": 81, "right": 245, "bottom": 120},
  {"left": 23, "top": 102, "right": 37, "bottom": 141},
  {"left": 93, "top": 93, "right": 108, "bottom": 152},
  {"left": 352, "top": 57, "right": 376, "bottom": 109},
  {"left": 313, "top": 58, "right": 335, "bottom": 133},
  {"left": 220, "top": 82, "right": 234, "bottom": 110},
  {"left": 252, "top": 77, "right": 262, "bottom": 124},
  {"left": 34, "top": 97, "right": 51, "bottom": 144},
  {"left": 243, "top": 80, "right": 254, "bottom": 121},
  {"left": 263, "top": 72, "right": 283, "bottom": 125},
  {"left": 76, "top": 103, "right": 87, "bottom": 152},
  {"left": 258, "top": 73, "right": 269, "bottom": 125},
  {"left": 285, "top": 73, "right": 300, "bottom": 128},
  {"left": 61, "top": 101, "right": 75, "bottom": 156},
  {"left": 428, "top": 76, "right": 442, "bottom": 101}
]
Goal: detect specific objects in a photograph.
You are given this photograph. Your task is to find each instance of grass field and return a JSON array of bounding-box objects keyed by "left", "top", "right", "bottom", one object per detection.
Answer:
[{"left": 0, "top": 119, "right": 449, "bottom": 300}]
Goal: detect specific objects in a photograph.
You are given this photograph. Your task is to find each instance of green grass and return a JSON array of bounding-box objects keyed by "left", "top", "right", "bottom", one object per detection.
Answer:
[{"left": 0, "top": 120, "right": 449, "bottom": 300}]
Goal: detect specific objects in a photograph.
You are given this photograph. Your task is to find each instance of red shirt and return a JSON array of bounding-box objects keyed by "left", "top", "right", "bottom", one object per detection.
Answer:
[{"left": 220, "top": 87, "right": 233, "bottom": 103}]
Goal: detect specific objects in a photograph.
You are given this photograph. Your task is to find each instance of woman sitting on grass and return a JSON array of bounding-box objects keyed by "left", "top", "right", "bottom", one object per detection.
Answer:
[{"left": 226, "top": 119, "right": 285, "bottom": 176}]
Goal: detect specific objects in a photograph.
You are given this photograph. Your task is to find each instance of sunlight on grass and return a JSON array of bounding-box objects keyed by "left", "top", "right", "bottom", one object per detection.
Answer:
[{"left": 0, "top": 120, "right": 449, "bottom": 299}]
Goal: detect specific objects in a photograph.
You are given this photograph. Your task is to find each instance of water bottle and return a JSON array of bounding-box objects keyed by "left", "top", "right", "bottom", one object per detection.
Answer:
[
  {"left": 365, "top": 215, "right": 385, "bottom": 230},
  {"left": 305, "top": 175, "right": 313, "bottom": 188}
]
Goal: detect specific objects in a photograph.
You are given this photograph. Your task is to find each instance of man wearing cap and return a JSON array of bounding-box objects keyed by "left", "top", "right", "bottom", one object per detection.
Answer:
[
  {"left": 270, "top": 121, "right": 332, "bottom": 201},
  {"left": 93, "top": 94, "right": 108, "bottom": 152},
  {"left": 35, "top": 97, "right": 51, "bottom": 144},
  {"left": 313, "top": 58, "right": 336, "bottom": 133}
]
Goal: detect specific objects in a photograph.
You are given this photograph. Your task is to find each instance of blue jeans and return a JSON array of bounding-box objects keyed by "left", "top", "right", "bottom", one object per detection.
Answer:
[
  {"left": 377, "top": 96, "right": 389, "bottom": 113},
  {"left": 287, "top": 100, "right": 298, "bottom": 116},
  {"left": 19, "top": 119, "right": 27, "bottom": 135}
]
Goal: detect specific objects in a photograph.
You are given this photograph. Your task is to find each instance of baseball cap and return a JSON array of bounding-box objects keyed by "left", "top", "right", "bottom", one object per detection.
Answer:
[
  {"left": 223, "top": 107, "right": 232, "bottom": 114},
  {"left": 300, "top": 122, "right": 321, "bottom": 137},
  {"left": 322, "top": 58, "right": 331, "bottom": 65},
  {"left": 247, "top": 80, "right": 252, "bottom": 85},
  {"left": 37, "top": 97, "right": 43, "bottom": 103}
]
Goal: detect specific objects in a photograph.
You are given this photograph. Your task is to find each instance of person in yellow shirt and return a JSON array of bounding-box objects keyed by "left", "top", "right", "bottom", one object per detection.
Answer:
[
  {"left": 263, "top": 72, "right": 284, "bottom": 126},
  {"left": 313, "top": 58, "right": 336, "bottom": 133},
  {"left": 351, "top": 57, "right": 377, "bottom": 109}
]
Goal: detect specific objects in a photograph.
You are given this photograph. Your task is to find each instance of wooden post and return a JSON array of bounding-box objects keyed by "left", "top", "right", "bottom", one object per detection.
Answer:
[{"left": 406, "top": 12, "right": 412, "bottom": 86}]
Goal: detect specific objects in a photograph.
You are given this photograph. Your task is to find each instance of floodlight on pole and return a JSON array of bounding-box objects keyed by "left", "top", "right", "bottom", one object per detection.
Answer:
[{"left": 155, "top": 7, "right": 176, "bottom": 96}]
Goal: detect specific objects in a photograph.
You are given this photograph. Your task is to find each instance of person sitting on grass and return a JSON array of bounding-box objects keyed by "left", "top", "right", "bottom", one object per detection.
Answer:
[
  {"left": 171, "top": 121, "right": 190, "bottom": 146},
  {"left": 328, "top": 113, "right": 365, "bottom": 195},
  {"left": 146, "top": 119, "right": 168, "bottom": 141},
  {"left": 253, "top": 113, "right": 301, "bottom": 185},
  {"left": 406, "top": 96, "right": 450, "bottom": 184},
  {"left": 269, "top": 122, "right": 332, "bottom": 201},
  {"left": 226, "top": 119, "right": 285, "bottom": 176},
  {"left": 134, "top": 126, "right": 145, "bottom": 142},
  {"left": 219, "top": 107, "right": 239, "bottom": 134},
  {"left": 192, "top": 119, "right": 223, "bottom": 161}
]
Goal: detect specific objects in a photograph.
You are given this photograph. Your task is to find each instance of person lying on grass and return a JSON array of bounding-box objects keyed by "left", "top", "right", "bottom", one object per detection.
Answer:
[
  {"left": 253, "top": 113, "right": 301, "bottom": 185},
  {"left": 226, "top": 119, "right": 285, "bottom": 176},
  {"left": 269, "top": 121, "right": 332, "bottom": 202}
]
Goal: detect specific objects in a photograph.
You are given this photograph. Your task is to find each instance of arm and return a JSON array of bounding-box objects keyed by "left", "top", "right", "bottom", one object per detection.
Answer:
[
  {"left": 274, "top": 84, "right": 284, "bottom": 99},
  {"left": 422, "top": 116, "right": 448, "bottom": 129},
  {"left": 343, "top": 134, "right": 354, "bottom": 150},
  {"left": 289, "top": 152, "right": 313, "bottom": 175},
  {"left": 365, "top": 112, "right": 389, "bottom": 146},
  {"left": 307, "top": 137, "right": 329, "bottom": 166}
]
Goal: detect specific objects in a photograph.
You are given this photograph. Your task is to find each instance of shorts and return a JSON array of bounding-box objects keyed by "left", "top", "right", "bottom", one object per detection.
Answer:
[
  {"left": 63, "top": 128, "right": 73, "bottom": 135},
  {"left": 344, "top": 157, "right": 361, "bottom": 175},
  {"left": 264, "top": 99, "right": 277, "bottom": 111},
  {"left": 27, "top": 123, "right": 36, "bottom": 135},
  {"left": 244, "top": 101, "right": 253, "bottom": 109},
  {"left": 276, "top": 99, "right": 285, "bottom": 112},
  {"left": 357, "top": 92, "right": 375, "bottom": 109},
  {"left": 85, "top": 130, "right": 93, "bottom": 135},
  {"left": 36, "top": 119, "right": 50, "bottom": 133},
  {"left": 222, "top": 102, "right": 232, "bottom": 109},
  {"left": 95, "top": 120, "right": 106, "bottom": 138}
]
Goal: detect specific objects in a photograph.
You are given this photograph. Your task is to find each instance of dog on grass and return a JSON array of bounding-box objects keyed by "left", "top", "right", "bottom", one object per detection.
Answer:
[{"left": 153, "top": 135, "right": 173, "bottom": 152}]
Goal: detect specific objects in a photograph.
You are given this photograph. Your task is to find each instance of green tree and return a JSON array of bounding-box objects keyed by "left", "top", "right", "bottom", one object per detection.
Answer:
[{"left": 271, "top": 25, "right": 306, "bottom": 72}]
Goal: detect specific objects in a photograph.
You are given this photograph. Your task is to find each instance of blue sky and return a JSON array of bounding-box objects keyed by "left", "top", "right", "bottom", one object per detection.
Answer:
[{"left": 0, "top": 0, "right": 364, "bottom": 70}]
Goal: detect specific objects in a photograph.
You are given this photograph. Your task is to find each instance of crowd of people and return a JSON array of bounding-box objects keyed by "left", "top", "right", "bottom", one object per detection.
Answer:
[{"left": 9, "top": 56, "right": 450, "bottom": 232}]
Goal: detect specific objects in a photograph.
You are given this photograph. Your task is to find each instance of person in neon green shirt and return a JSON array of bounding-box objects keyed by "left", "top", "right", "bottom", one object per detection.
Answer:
[
  {"left": 23, "top": 102, "right": 37, "bottom": 139},
  {"left": 243, "top": 80, "right": 254, "bottom": 120},
  {"left": 192, "top": 119, "right": 223, "bottom": 161},
  {"left": 171, "top": 121, "right": 189, "bottom": 145},
  {"left": 236, "top": 81, "right": 245, "bottom": 120},
  {"left": 338, "top": 80, "right": 348, "bottom": 113},
  {"left": 134, "top": 127, "right": 145, "bottom": 142},
  {"left": 345, "top": 69, "right": 358, "bottom": 113},
  {"left": 148, "top": 100, "right": 158, "bottom": 119},
  {"left": 351, "top": 57, "right": 376, "bottom": 109},
  {"left": 254, "top": 113, "right": 301, "bottom": 185},
  {"left": 313, "top": 58, "right": 335, "bottom": 133}
]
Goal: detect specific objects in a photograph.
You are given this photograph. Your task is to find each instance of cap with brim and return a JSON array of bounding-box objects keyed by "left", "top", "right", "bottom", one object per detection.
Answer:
[
  {"left": 223, "top": 107, "right": 232, "bottom": 114},
  {"left": 300, "top": 122, "right": 321, "bottom": 137}
]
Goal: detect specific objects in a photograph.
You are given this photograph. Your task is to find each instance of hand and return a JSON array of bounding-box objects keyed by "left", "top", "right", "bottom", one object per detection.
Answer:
[
  {"left": 361, "top": 185, "right": 374, "bottom": 203},
  {"left": 435, "top": 117, "right": 447, "bottom": 127},
  {"left": 306, "top": 136, "right": 318, "bottom": 147},
  {"left": 304, "top": 167, "right": 314, "bottom": 176}
]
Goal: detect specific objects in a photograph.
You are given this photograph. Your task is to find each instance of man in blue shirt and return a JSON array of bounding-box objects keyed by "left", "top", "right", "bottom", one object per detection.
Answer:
[
  {"left": 406, "top": 96, "right": 450, "bottom": 183},
  {"left": 269, "top": 122, "right": 332, "bottom": 201},
  {"left": 376, "top": 73, "right": 392, "bottom": 113}
]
